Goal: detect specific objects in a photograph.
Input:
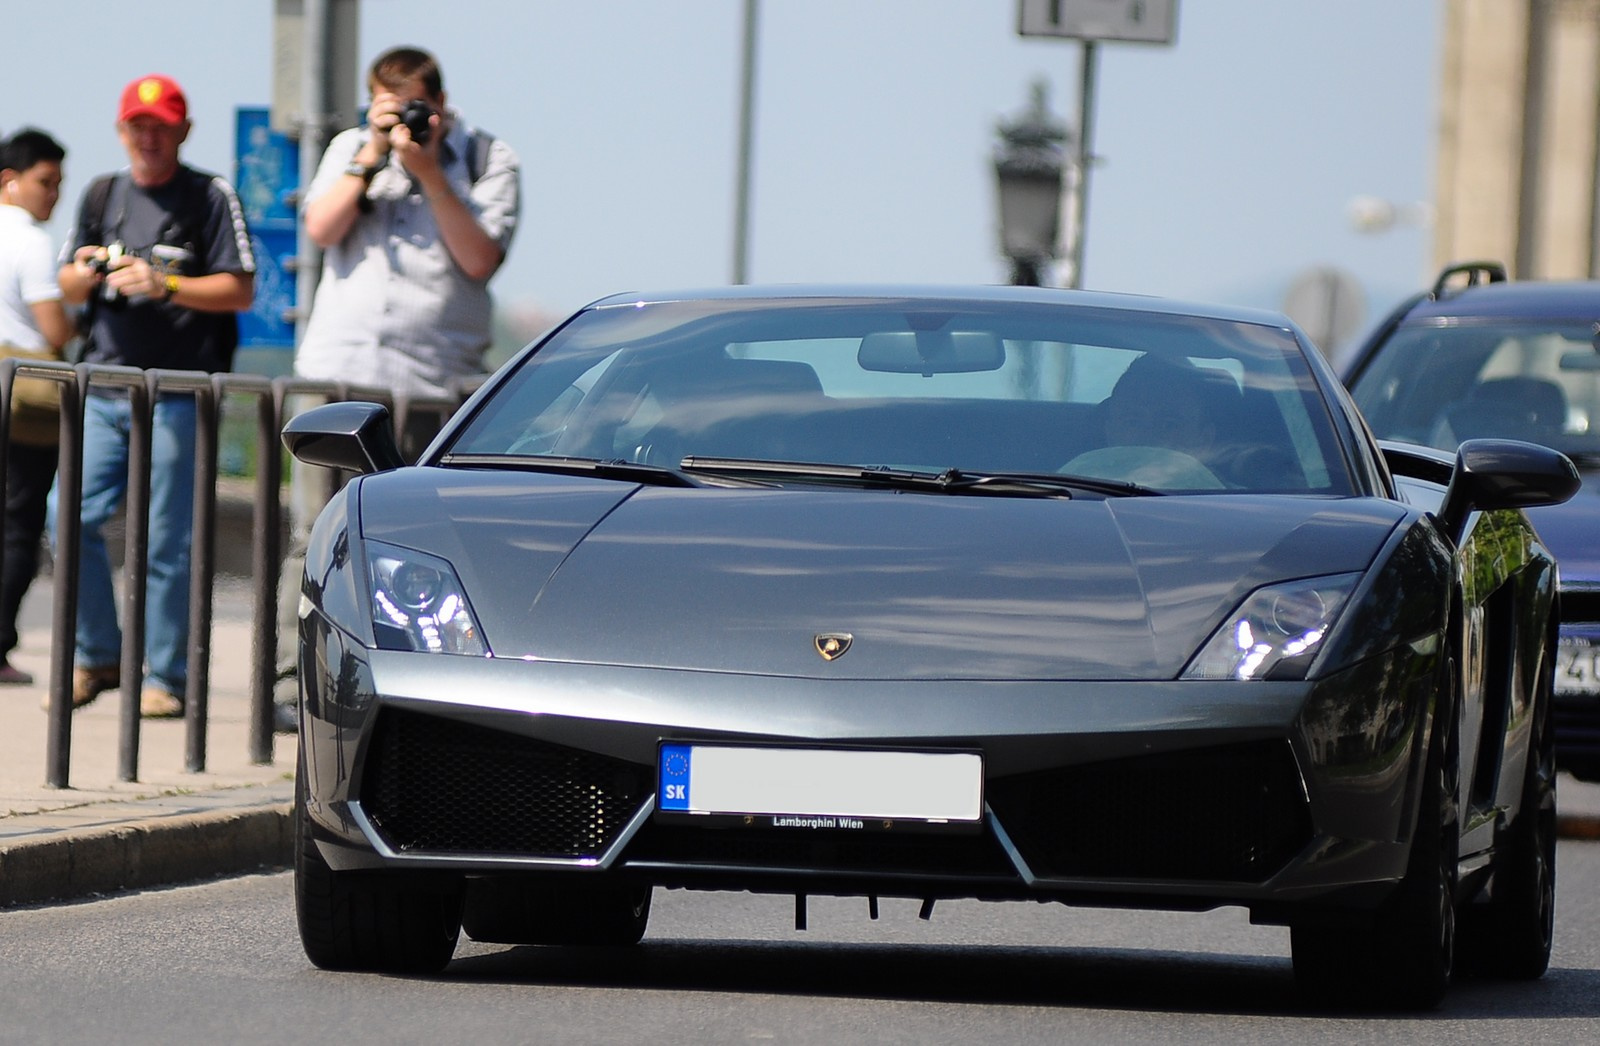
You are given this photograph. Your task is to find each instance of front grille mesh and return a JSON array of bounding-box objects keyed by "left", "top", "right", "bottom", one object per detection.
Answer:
[
  {"left": 987, "top": 740, "right": 1312, "bottom": 883},
  {"left": 361, "top": 708, "right": 649, "bottom": 858}
]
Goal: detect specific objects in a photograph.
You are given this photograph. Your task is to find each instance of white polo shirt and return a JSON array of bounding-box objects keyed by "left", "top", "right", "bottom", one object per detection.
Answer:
[{"left": 0, "top": 203, "right": 61, "bottom": 350}]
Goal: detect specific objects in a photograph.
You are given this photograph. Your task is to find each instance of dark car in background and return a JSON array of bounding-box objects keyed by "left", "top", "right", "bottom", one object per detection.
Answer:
[
  {"left": 1344, "top": 263, "right": 1600, "bottom": 782},
  {"left": 285, "top": 285, "right": 1577, "bottom": 1009}
]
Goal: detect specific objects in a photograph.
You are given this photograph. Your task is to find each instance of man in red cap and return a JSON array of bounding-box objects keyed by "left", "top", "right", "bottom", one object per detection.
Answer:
[{"left": 51, "top": 73, "right": 256, "bottom": 719}]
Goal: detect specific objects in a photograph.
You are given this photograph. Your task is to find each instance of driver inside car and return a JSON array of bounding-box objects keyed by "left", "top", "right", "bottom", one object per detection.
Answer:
[{"left": 1062, "top": 352, "right": 1232, "bottom": 489}]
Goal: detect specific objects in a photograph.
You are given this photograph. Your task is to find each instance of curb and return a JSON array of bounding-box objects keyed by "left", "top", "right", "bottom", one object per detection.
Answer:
[{"left": 0, "top": 803, "right": 292, "bottom": 908}]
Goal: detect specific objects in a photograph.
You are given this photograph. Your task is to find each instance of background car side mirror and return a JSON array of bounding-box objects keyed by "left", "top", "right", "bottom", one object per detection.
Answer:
[
  {"left": 1436, "top": 438, "right": 1580, "bottom": 543},
  {"left": 282, "top": 401, "right": 406, "bottom": 475}
]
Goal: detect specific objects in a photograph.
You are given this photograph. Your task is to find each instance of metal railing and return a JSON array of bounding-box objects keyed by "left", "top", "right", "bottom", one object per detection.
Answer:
[{"left": 0, "top": 357, "right": 471, "bottom": 789}]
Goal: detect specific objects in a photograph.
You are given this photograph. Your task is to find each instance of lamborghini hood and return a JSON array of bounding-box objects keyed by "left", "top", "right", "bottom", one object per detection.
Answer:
[{"left": 357, "top": 469, "right": 1406, "bottom": 681}]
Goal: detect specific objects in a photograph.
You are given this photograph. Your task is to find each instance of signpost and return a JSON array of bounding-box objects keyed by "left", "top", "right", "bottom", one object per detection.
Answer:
[{"left": 1016, "top": 0, "right": 1179, "bottom": 288}]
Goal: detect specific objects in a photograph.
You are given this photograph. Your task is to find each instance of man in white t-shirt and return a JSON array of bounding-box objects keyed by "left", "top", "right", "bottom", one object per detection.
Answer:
[{"left": 0, "top": 128, "right": 70, "bottom": 685}]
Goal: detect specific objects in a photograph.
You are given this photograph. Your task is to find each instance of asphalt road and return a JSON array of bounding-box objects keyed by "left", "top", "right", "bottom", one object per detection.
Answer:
[{"left": 3, "top": 842, "right": 1598, "bottom": 1045}]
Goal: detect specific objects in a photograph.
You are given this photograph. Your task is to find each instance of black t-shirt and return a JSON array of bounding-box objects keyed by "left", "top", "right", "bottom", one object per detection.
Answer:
[{"left": 68, "top": 165, "right": 255, "bottom": 373}]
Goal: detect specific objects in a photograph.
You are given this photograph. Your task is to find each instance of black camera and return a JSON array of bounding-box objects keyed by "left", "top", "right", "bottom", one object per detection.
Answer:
[
  {"left": 399, "top": 100, "right": 434, "bottom": 144},
  {"left": 88, "top": 243, "right": 128, "bottom": 309},
  {"left": 85, "top": 242, "right": 124, "bottom": 277}
]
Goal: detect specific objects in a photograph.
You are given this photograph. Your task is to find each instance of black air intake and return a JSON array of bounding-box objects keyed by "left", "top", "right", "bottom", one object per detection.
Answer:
[
  {"left": 987, "top": 740, "right": 1312, "bottom": 883},
  {"left": 361, "top": 708, "right": 649, "bottom": 858}
]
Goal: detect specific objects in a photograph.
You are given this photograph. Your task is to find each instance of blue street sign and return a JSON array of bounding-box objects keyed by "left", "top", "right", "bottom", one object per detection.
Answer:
[{"left": 234, "top": 107, "right": 299, "bottom": 349}]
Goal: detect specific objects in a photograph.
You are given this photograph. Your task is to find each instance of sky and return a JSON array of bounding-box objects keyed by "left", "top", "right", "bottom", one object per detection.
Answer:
[{"left": 2, "top": 1, "right": 1439, "bottom": 360}]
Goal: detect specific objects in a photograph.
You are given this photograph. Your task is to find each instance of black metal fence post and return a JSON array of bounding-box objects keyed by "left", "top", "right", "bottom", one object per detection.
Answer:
[
  {"left": 43, "top": 364, "right": 85, "bottom": 789},
  {"left": 179, "top": 374, "right": 219, "bottom": 774},
  {"left": 117, "top": 372, "right": 154, "bottom": 782},
  {"left": 246, "top": 376, "right": 282, "bottom": 764}
]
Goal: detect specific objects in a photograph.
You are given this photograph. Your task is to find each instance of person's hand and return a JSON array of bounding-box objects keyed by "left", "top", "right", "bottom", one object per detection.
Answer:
[
  {"left": 74, "top": 245, "right": 110, "bottom": 282},
  {"left": 362, "top": 90, "right": 404, "bottom": 163},
  {"left": 105, "top": 255, "right": 170, "bottom": 302}
]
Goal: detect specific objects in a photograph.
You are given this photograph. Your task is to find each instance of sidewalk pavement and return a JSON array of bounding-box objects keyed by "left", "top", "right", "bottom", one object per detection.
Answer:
[
  {"left": 2, "top": 556, "right": 1600, "bottom": 907},
  {"left": 0, "top": 574, "right": 294, "bottom": 908}
]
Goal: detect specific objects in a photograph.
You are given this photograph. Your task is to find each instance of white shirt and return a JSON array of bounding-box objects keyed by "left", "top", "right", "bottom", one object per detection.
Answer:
[
  {"left": 294, "top": 113, "right": 520, "bottom": 398},
  {"left": 0, "top": 204, "right": 62, "bottom": 350}
]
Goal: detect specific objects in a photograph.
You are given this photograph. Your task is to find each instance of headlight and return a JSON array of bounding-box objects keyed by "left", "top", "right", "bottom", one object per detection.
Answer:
[
  {"left": 1182, "top": 573, "right": 1359, "bottom": 681},
  {"left": 365, "top": 540, "right": 488, "bottom": 655}
]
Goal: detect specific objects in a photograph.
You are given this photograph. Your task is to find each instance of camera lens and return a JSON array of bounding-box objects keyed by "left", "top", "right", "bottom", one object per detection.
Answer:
[{"left": 399, "top": 101, "right": 433, "bottom": 144}]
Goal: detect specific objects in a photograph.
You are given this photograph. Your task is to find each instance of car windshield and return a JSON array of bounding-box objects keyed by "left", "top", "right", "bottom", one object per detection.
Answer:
[
  {"left": 445, "top": 297, "right": 1353, "bottom": 495},
  {"left": 1350, "top": 320, "right": 1600, "bottom": 465}
]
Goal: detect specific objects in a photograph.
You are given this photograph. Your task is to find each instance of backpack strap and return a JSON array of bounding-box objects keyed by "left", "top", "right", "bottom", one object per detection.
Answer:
[
  {"left": 81, "top": 173, "right": 121, "bottom": 245},
  {"left": 466, "top": 128, "right": 494, "bottom": 186},
  {"left": 75, "top": 174, "right": 122, "bottom": 336}
]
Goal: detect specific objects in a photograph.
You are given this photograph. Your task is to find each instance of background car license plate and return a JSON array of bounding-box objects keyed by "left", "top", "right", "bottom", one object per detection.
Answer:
[
  {"left": 657, "top": 744, "right": 982, "bottom": 827},
  {"left": 1557, "top": 638, "right": 1600, "bottom": 696}
]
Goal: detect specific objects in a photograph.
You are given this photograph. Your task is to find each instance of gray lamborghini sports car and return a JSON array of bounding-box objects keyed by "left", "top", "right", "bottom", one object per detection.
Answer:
[{"left": 285, "top": 286, "right": 1577, "bottom": 1009}]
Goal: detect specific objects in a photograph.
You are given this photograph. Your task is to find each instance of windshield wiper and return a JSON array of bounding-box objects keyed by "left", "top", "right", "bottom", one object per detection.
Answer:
[
  {"left": 439, "top": 453, "right": 707, "bottom": 487},
  {"left": 678, "top": 457, "right": 1163, "bottom": 498}
]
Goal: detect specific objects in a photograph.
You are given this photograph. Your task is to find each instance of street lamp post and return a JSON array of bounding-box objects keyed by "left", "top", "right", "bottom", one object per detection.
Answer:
[{"left": 993, "top": 80, "right": 1070, "bottom": 287}]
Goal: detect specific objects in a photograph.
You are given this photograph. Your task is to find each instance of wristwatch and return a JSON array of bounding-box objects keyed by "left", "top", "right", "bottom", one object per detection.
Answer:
[
  {"left": 344, "top": 160, "right": 379, "bottom": 181},
  {"left": 163, "top": 274, "right": 182, "bottom": 298}
]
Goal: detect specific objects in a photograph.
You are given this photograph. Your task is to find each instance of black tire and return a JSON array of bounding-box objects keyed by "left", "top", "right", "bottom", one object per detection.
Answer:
[
  {"left": 461, "top": 877, "right": 653, "bottom": 946},
  {"left": 1458, "top": 645, "right": 1556, "bottom": 980},
  {"left": 1293, "top": 667, "right": 1459, "bottom": 1010},
  {"left": 294, "top": 772, "right": 464, "bottom": 973}
]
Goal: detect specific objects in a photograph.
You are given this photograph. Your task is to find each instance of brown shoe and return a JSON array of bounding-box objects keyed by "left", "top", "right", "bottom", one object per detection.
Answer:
[
  {"left": 140, "top": 686, "right": 184, "bottom": 719},
  {"left": 48, "top": 665, "right": 120, "bottom": 711}
]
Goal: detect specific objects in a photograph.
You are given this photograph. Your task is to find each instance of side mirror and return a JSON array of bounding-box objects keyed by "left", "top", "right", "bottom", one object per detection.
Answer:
[
  {"left": 282, "top": 401, "right": 406, "bottom": 475},
  {"left": 1436, "top": 438, "right": 1580, "bottom": 543}
]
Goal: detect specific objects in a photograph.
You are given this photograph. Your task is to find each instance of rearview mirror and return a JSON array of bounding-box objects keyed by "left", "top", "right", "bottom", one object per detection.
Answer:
[{"left": 858, "top": 331, "right": 1005, "bottom": 374}]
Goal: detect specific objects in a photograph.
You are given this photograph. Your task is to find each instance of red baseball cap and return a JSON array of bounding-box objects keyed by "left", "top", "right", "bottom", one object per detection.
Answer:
[{"left": 118, "top": 74, "right": 188, "bottom": 125}]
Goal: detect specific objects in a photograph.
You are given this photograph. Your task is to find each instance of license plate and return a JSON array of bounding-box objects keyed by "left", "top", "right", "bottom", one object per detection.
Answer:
[
  {"left": 1556, "top": 638, "right": 1600, "bottom": 696},
  {"left": 656, "top": 744, "right": 983, "bottom": 828}
]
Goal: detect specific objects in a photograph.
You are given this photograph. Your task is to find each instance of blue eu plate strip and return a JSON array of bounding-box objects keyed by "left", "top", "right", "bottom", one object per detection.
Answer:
[{"left": 659, "top": 744, "right": 693, "bottom": 810}]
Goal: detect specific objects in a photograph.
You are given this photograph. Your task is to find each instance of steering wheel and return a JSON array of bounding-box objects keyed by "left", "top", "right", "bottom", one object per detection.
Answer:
[{"left": 1061, "top": 445, "right": 1224, "bottom": 490}]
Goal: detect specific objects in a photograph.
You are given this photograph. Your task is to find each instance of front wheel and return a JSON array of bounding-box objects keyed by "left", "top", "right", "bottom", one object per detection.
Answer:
[
  {"left": 1293, "top": 678, "right": 1459, "bottom": 1010},
  {"left": 294, "top": 772, "right": 464, "bottom": 973}
]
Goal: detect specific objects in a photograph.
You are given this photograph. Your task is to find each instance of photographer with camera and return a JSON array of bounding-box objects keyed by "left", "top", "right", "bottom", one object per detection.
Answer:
[
  {"left": 52, "top": 74, "right": 255, "bottom": 718},
  {"left": 274, "top": 47, "right": 519, "bottom": 731},
  {"left": 295, "top": 45, "right": 520, "bottom": 406}
]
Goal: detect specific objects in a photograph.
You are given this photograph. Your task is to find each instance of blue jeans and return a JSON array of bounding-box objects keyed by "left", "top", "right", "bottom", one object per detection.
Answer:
[{"left": 47, "top": 394, "right": 197, "bottom": 693}]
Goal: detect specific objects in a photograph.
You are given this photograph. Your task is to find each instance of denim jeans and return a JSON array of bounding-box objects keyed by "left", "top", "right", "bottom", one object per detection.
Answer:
[{"left": 47, "top": 393, "right": 197, "bottom": 693}]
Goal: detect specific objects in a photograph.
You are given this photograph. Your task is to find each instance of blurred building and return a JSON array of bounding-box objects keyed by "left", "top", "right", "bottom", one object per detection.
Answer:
[{"left": 1434, "top": 0, "right": 1600, "bottom": 278}]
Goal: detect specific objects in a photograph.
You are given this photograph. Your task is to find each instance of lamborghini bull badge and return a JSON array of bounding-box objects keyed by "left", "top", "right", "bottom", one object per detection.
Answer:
[{"left": 815, "top": 632, "right": 853, "bottom": 661}]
